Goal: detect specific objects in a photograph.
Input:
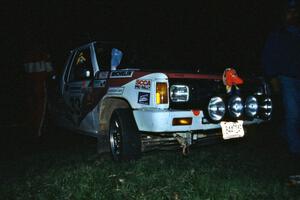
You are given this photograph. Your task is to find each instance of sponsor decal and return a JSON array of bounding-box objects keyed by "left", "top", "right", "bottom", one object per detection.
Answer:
[
  {"left": 94, "top": 80, "right": 106, "bottom": 88},
  {"left": 138, "top": 92, "right": 150, "bottom": 105},
  {"left": 82, "top": 80, "right": 86, "bottom": 88},
  {"left": 97, "top": 71, "right": 109, "bottom": 79},
  {"left": 110, "top": 70, "right": 133, "bottom": 78},
  {"left": 107, "top": 87, "right": 124, "bottom": 95},
  {"left": 135, "top": 79, "right": 151, "bottom": 90},
  {"left": 76, "top": 52, "right": 86, "bottom": 65}
]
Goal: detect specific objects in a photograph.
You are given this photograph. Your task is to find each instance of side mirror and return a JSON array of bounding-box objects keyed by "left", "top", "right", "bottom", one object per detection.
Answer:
[{"left": 111, "top": 48, "right": 123, "bottom": 71}]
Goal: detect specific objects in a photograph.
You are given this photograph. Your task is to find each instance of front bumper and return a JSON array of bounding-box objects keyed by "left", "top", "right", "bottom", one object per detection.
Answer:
[{"left": 133, "top": 109, "right": 263, "bottom": 133}]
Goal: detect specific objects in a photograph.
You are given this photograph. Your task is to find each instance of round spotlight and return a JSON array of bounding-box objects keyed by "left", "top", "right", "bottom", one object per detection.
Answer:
[
  {"left": 208, "top": 97, "right": 226, "bottom": 121},
  {"left": 228, "top": 96, "right": 244, "bottom": 118},
  {"left": 259, "top": 97, "right": 272, "bottom": 119},
  {"left": 245, "top": 96, "right": 258, "bottom": 118}
]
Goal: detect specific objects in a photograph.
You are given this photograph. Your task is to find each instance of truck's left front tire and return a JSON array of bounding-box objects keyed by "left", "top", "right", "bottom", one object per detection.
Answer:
[{"left": 109, "top": 108, "right": 141, "bottom": 161}]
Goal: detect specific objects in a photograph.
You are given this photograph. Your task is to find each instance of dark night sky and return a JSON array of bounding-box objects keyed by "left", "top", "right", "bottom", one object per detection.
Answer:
[
  {"left": 4, "top": 1, "right": 286, "bottom": 74},
  {"left": 1, "top": 0, "right": 286, "bottom": 124}
]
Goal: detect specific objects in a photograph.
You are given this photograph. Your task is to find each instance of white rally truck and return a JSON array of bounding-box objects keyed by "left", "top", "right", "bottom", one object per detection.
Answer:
[{"left": 46, "top": 41, "right": 272, "bottom": 161}]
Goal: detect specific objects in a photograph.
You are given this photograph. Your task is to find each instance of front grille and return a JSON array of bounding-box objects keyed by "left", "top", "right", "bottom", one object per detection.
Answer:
[
  {"left": 169, "top": 79, "right": 225, "bottom": 110},
  {"left": 169, "top": 78, "right": 265, "bottom": 110}
]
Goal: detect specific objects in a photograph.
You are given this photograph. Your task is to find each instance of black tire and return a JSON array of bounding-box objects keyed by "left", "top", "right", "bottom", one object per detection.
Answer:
[{"left": 109, "top": 108, "right": 141, "bottom": 161}]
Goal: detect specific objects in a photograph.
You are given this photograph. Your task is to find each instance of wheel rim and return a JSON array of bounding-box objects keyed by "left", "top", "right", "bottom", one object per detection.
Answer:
[{"left": 109, "top": 119, "right": 122, "bottom": 159}]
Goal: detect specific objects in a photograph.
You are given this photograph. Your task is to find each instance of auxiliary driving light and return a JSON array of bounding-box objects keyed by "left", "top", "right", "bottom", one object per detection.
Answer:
[
  {"left": 259, "top": 97, "right": 272, "bottom": 119},
  {"left": 244, "top": 96, "right": 258, "bottom": 118},
  {"left": 228, "top": 95, "right": 244, "bottom": 118},
  {"left": 208, "top": 97, "right": 226, "bottom": 121}
]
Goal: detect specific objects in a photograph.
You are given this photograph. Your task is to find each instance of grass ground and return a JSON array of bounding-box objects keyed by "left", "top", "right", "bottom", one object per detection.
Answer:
[{"left": 0, "top": 124, "right": 300, "bottom": 200}]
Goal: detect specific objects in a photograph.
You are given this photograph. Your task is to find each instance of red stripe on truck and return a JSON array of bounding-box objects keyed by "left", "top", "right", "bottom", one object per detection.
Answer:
[{"left": 167, "top": 73, "right": 222, "bottom": 80}]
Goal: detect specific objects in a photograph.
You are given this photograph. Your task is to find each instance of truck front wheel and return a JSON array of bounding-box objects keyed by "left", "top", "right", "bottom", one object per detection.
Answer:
[{"left": 109, "top": 108, "right": 141, "bottom": 161}]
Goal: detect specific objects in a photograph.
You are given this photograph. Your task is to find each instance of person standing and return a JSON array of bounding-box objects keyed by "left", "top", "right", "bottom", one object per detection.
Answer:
[
  {"left": 262, "top": 0, "right": 300, "bottom": 185},
  {"left": 262, "top": 0, "right": 300, "bottom": 156},
  {"left": 23, "top": 43, "right": 53, "bottom": 138}
]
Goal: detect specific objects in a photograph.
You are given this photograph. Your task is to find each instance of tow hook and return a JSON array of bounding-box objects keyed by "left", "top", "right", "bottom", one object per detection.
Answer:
[
  {"left": 182, "top": 143, "right": 189, "bottom": 156},
  {"left": 175, "top": 132, "right": 192, "bottom": 156}
]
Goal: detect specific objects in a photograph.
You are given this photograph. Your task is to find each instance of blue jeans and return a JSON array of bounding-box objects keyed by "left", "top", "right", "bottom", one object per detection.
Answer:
[{"left": 279, "top": 76, "right": 300, "bottom": 154}]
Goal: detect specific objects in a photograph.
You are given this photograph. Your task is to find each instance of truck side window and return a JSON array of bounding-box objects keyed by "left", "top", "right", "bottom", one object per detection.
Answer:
[
  {"left": 95, "top": 46, "right": 111, "bottom": 71},
  {"left": 68, "top": 48, "right": 93, "bottom": 82}
]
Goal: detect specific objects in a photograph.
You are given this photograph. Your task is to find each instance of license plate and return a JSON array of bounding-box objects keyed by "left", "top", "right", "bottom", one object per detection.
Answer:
[{"left": 220, "top": 120, "right": 244, "bottom": 140}]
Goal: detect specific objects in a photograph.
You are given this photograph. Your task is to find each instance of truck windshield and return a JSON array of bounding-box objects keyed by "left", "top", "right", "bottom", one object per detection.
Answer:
[{"left": 94, "top": 42, "right": 244, "bottom": 75}]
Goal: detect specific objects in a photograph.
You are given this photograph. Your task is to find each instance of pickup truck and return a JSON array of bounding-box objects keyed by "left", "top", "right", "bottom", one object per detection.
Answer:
[{"left": 46, "top": 41, "right": 272, "bottom": 161}]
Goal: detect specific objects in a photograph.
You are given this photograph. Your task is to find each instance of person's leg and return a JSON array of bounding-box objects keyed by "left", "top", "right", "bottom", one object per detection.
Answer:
[
  {"left": 279, "top": 76, "right": 300, "bottom": 154},
  {"left": 279, "top": 76, "right": 300, "bottom": 186},
  {"left": 31, "top": 73, "right": 47, "bottom": 137}
]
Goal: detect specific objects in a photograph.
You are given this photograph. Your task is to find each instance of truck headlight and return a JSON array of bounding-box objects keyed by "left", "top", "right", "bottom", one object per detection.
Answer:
[
  {"left": 228, "top": 95, "right": 244, "bottom": 118},
  {"left": 244, "top": 96, "right": 258, "bottom": 118},
  {"left": 170, "top": 85, "right": 189, "bottom": 102},
  {"left": 208, "top": 96, "right": 226, "bottom": 121}
]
